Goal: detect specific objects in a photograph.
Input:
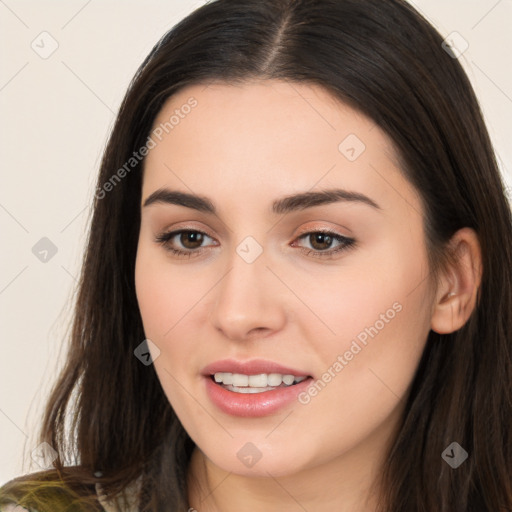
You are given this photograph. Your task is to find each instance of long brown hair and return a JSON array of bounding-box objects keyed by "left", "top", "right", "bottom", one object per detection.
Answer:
[{"left": 2, "top": 0, "right": 511, "bottom": 510}]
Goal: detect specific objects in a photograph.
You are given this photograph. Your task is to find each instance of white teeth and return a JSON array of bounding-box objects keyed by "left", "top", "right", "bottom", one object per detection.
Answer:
[
  {"left": 248, "top": 374, "right": 267, "bottom": 387},
  {"left": 282, "top": 375, "right": 295, "bottom": 385},
  {"left": 213, "top": 372, "right": 307, "bottom": 388},
  {"left": 231, "top": 373, "right": 249, "bottom": 387},
  {"left": 224, "top": 385, "right": 277, "bottom": 394},
  {"left": 267, "top": 373, "right": 283, "bottom": 386}
]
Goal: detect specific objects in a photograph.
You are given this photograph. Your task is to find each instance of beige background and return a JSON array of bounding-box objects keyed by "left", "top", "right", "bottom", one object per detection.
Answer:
[{"left": 1, "top": 0, "right": 511, "bottom": 485}]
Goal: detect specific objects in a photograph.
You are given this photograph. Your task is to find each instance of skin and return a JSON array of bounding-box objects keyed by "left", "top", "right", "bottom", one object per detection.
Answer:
[{"left": 134, "top": 80, "right": 482, "bottom": 511}]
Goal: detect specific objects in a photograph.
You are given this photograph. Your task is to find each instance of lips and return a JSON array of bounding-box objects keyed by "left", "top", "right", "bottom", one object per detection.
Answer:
[
  {"left": 204, "top": 373, "right": 313, "bottom": 417},
  {"left": 201, "top": 358, "right": 311, "bottom": 378},
  {"left": 201, "top": 358, "right": 314, "bottom": 417}
]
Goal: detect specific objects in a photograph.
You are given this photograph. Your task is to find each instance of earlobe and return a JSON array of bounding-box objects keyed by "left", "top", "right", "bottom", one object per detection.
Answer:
[{"left": 430, "top": 228, "right": 483, "bottom": 334}]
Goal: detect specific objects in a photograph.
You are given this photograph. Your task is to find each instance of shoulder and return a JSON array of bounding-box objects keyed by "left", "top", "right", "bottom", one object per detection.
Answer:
[
  {"left": 0, "top": 468, "right": 101, "bottom": 512},
  {"left": 1, "top": 505, "right": 28, "bottom": 512},
  {"left": 1, "top": 506, "right": 28, "bottom": 512},
  {"left": 0, "top": 468, "right": 142, "bottom": 512}
]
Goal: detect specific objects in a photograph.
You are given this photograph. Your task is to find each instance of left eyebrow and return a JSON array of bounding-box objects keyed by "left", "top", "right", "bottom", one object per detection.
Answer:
[
  {"left": 271, "top": 188, "right": 381, "bottom": 214},
  {"left": 142, "top": 187, "right": 381, "bottom": 214}
]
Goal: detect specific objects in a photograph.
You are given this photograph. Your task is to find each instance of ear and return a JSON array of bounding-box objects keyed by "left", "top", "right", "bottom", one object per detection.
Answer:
[{"left": 430, "top": 227, "right": 483, "bottom": 334}]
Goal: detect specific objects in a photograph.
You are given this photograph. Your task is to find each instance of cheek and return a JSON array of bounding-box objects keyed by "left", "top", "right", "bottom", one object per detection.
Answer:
[
  {"left": 297, "top": 236, "right": 433, "bottom": 407},
  {"left": 135, "top": 243, "right": 206, "bottom": 339},
  {"left": 135, "top": 251, "right": 169, "bottom": 340},
  {"left": 134, "top": 245, "right": 204, "bottom": 408},
  {"left": 286, "top": 246, "right": 429, "bottom": 363},
  {"left": 134, "top": 243, "right": 215, "bottom": 395}
]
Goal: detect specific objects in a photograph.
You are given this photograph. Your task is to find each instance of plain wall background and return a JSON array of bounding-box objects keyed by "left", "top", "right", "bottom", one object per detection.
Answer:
[{"left": 1, "top": 0, "right": 511, "bottom": 485}]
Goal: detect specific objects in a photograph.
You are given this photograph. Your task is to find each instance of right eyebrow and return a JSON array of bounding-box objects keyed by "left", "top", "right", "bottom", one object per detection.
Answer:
[{"left": 143, "top": 189, "right": 216, "bottom": 213}]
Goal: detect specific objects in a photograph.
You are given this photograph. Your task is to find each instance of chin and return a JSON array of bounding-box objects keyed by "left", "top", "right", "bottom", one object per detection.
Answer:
[{"left": 203, "top": 439, "right": 314, "bottom": 478}]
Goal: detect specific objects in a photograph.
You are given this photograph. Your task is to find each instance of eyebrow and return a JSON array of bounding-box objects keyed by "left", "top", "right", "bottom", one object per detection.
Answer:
[{"left": 143, "top": 187, "right": 381, "bottom": 214}]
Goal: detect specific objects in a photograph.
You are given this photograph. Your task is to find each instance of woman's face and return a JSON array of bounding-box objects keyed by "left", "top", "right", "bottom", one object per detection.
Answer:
[{"left": 135, "top": 80, "right": 436, "bottom": 480}]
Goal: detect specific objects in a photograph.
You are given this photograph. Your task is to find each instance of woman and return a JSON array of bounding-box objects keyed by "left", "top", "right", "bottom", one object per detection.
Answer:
[{"left": 1, "top": 0, "right": 511, "bottom": 510}]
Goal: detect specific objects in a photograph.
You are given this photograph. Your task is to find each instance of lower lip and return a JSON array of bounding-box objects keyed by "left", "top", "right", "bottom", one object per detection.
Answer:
[{"left": 204, "top": 376, "right": 313, "bottom": 417}]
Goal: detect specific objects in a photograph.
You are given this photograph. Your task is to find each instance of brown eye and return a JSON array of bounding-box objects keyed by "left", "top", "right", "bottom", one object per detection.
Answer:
[
  {"left": 308, "top": 233, "right": 334, "bottom": 251},
  {"left": 155, "top": 229, "right": 217, "bottom": 258},
  {"left": 292, "top": 230, "right": 356, "bottom": 258},
  {"left": 180, "top": 231, "right": 204, "bottom": 249}
]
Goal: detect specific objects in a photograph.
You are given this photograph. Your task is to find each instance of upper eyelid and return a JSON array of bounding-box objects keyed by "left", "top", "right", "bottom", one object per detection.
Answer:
[
  {"left": 157, "top": 224, "right": 216, "bottom": 239},
  {"left": 159, "top": 226, "right": 348, "bottom": 237},
  {"left": 156, "top": 228, "right": 216, "bottom": 243},
  {"left": 158, "top": 219, "right": 351, "bottom": 237}
]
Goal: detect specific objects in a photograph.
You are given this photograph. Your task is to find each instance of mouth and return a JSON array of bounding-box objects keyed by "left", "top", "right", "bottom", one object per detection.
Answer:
[
  {"left": 203, "top": 362, "right": 315, "bottom": 416},
  {"left": 209, "top": 372, "right": 312, "bottom": 394}
]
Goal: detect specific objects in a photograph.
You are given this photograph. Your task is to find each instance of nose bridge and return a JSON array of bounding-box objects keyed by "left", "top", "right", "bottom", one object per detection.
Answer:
[
  {"left": 209, "top": 235, "right": 286, "bottom": 340},
  {"left": 226, "top": 234, "right": 268, "bottom": 292}
]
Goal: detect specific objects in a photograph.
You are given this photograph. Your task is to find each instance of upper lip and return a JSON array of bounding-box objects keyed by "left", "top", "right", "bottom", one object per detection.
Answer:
[{"left": 202, "top": 359, "right": 311, "bottom": 377}]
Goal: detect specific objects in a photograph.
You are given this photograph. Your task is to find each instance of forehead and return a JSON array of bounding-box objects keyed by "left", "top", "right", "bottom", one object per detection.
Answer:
[
  {"left": 149, "top": 79, "right": 392, "bottom": 162},
  {"left": 142, "top": 79, "right": 418, "bottom": 215}
]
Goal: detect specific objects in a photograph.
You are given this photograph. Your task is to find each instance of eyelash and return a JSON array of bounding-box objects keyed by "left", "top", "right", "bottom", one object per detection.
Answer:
[{"left": 155, "top": 228, "right": 356, "bottom": 260}]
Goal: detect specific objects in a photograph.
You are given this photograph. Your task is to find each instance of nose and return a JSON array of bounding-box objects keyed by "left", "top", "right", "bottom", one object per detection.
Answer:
[{"left": 208, "top": 247, "right": 287, "bottom": 341}]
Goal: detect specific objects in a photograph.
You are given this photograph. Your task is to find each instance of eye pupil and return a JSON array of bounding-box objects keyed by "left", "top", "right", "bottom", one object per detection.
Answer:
[
  {"left": 181, "top": 231, "right": 204, "bottom": 249},
  {"left": 310, "top": 233, "right": 333, "bottom": 250}
]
